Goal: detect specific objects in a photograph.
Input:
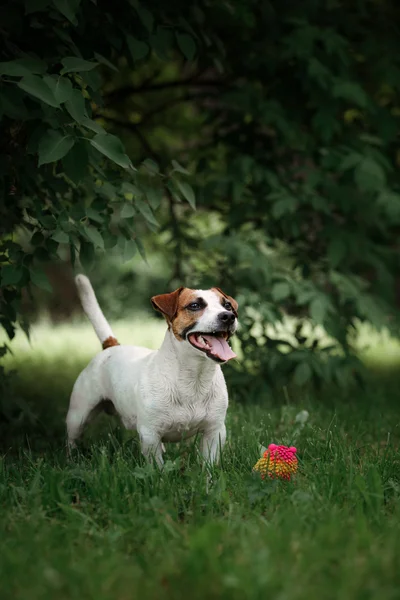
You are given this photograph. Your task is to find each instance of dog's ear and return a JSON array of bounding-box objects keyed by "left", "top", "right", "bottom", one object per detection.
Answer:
[
  {"left": 213, "top": 287, "right": 239, "bottom": 316},
  {"left": 151, "top": 287, "right": 184, "bottom": 321}
]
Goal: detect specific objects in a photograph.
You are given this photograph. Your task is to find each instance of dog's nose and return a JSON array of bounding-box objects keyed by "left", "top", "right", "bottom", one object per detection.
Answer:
[{"left": 218, "top": 311, "right": 235, "bottom": 326}]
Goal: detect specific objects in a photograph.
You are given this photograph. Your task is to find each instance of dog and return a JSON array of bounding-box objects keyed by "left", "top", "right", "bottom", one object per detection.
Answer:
[{"left": 66, "top": 275, "right": 238, "bottom": 467}]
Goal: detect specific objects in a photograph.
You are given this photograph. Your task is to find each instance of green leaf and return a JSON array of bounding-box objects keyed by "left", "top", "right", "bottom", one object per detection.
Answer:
[
  {"left": 126, "top": 36, "right": 149, "bottom": 61},
  {"left": 29, "top": 267, "right": 52, "bottom": 292},
  {"left": 51, "top": 76, "right": 73, "bottom": 103},
  {"left": 135, "top": 4, "right": 154, "bottom": 31},
  {"left": 327, "top": 238, "right": 347, "bottom": 268},
  {"left": 333, "top": 81, "right": 368, "bottom": 108},
  {"left": 62, "top": 140, "right": 88, "bottom": 183},
  {"left": 84, "top": 226, "right": 104, "bottom": 249},
  {"left": 134, "top": 236, "right": 147, "bottom": 262},
  {"left": 103, "top": 232, "right": 118, "bottom": 250},
  {"left": 307, "top": 58, "right": 331, "bottom": 88},
  {"left": 38, "top": 130, "right": 75, "bottom": 165},
  {"left": 176, "top": 32, "right": 196, "bottom": 61},
  {"left": 86, "top": 207, "right": 104, "bottom": 223},
  {"left": 94, "top": 52, "right": 119, "bottom": 72},
  {"left": 123, "top": 239, "right": 137, "bottom": 262},
  {"left": 121, "top": 203, "right": 136, "bottom": 219},
  {"left": 135, "top": 199, "right": 159, "bottom": 227},
  {"left": 293, "top": 362, "right": 312, "bottom": 386},
  {"left": 52, "top": 0, "right": 81, "bottom": 24},
  {"left": 354, "top": 158, "right": 386, "bottom": 192},
  {"left": 310, "top": 295, "right": 330, "bottom": 324},
  {"left": 84, "top": 68, "right": 102, "bottom": 92},
  {"left": 0, "top": 57, "right": 47, "bottom": 76},
  {"left": 312, "top": 108, "right": 340, "bottom": 143},
  {"left": 377, "top": 191, "right": 400, "bottom": 220},
  {"left": 339, "top": 152, "right": 362, "bottom": 172},
  {"left": 60, "top": 57, "right": 98, "bottom": 75},
  {"left": 98, "top": 182, "right": 117, "bottom": 200},
  {"left": 81, "top": 118, "right": 106, "bottom": 134},
  {"left": 39, "top": 215, "right": 56, "bottom": 228},
  {"left": 171, "top": 159, "right": 190, "bottom": 175},
  {"left": 51, "top": 230, "right": 69, "bottom": 243},
  {"left": 271, "top": 195, "right": 298, "bottom": 219},
  {"left": 357, "top": 294, "right": 387, "bottom": 327},
  {"left": 17, "top": 75, "right": 59, "bottom": 107},
  {"left": 271, "top": 282, "right": 290, "bottom": 302},
  {"left": 145, "top": 186, "right": 163, "bottom": 210},
  {"left": 80, "top": 241, "right": 95, "bottom": 270},
  {"left": 142, "top": 158, "right": 159, "bottom": 174},
  {"left": 122, "top": 181, "right": 142, "bottom": 196},
  {"left": 65, "top": 88, "right": 87, "bottom": 123},
  {"left": 90, "top": 133, "right": 131, "bottom": 169},
  {"left": 176, "top": 180, "right": 196, "bottom": 209},
  {"left": 1, "top": 265, "right": 23, "bottom": 286},
  {"left": 295, "top": 287, "right": 315, "bottom": 306}
]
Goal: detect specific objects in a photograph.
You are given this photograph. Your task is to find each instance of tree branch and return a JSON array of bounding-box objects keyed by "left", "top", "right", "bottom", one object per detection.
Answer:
[
  {"left": 98, "top": 116, "right": 185, "bottom": 281},
  {"left": 104, "top": 77, "right": 227, "bottom": 104},
  {"left": 139, "top": 91, "right": 218, "bottom": 124},
  {"left": 99, "top": 115, "right": 159, "bottom": 161},
  {"left": 98, "top": 88, "right": 214, "bottom": 132},
  {"left": 167, "top": 188, "right": 183, "bottom": 282}
]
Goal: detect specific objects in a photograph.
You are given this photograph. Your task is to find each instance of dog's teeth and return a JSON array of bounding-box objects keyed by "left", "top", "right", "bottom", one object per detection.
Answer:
[{"left": 200, "top": 336, "right": 208, "bottom": 346}]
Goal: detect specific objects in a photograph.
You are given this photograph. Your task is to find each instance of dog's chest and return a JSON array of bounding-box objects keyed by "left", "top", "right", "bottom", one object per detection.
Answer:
[
  {"left": 141, "top": 364, "right": 226, "bottom": 443},
  {"left": 159, "top": 397, "right": 210, "bottom": 443}
]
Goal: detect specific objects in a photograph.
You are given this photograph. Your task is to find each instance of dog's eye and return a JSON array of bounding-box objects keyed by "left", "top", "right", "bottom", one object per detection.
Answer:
[
  {"left": 224, "top": 302, "right": 233, "bottom": 311},
  {"left": 188, "top": 302, "right": 201, "bottom": 311}
]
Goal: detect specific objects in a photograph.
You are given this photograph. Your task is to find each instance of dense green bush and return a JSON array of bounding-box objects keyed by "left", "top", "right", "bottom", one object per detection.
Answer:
[
  {"left": 2, "top": 0, "right": 400, "bottom": 393},
  {"left": 0, "top": 0, "right": 196, "bottom": 381}
]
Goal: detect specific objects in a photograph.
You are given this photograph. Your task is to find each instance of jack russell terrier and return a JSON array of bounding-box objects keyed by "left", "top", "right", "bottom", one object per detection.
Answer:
[{"left": 66, "top": 275, "right": 238, "bottom": 467}]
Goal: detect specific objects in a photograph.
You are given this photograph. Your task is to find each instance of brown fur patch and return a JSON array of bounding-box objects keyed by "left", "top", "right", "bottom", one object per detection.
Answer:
[
  {"left": 102, "top": 336, "right": 120, "bottom": 350},
  {"left": 151, "top": 287, "right": 184, "bottom": 321},
  {"left": 212, "top": 287, "right": 239, "bottom": 316},
  {"left": 171, "top": 289, "right": 204, "bottom": 341}
]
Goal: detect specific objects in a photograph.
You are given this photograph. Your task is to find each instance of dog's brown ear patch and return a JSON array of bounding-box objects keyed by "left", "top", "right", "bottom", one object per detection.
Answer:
[
  {"left": 151, "top": 287, "right": 184, "bottom": 321},
  {"left": 213, "top": 287, "right": 239, "bottom": 316}
]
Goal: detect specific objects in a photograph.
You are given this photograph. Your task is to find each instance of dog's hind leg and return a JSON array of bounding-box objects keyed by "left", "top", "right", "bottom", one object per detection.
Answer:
[{"left": 66, "top": 374, "right": 102, "bottom": 450}]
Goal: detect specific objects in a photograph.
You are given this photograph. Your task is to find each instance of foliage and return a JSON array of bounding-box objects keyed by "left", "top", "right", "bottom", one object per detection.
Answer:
[
  {"left": 101, "top": 0, "right": 400, "bottom": 388},
  {"left": 2, "top": 0, "right": 400, "bottom": 390},
  {"left": 0, "top": 0, "right": 196, "bottom": 354},
  {"left": 187, "top": 0, "right": 400, "bottom": 388}
]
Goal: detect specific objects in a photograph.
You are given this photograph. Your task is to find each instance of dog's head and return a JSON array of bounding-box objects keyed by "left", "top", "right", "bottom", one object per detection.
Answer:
[{"left": 151, "top": 287, "right": 238, "bottom": 363}]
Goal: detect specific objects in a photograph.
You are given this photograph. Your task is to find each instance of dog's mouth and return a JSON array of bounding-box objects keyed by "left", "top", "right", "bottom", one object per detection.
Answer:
[{"left": 188, "top": 331, "right": 236, "bottom": 363}]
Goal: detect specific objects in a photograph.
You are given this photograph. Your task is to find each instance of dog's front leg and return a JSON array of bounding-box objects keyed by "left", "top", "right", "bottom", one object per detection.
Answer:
[
  {"left": 200, "top": 424, "right": 226, "bottom": 466},
  {"left": 138, "top": 425, "right": 163, "bottom": 468}
]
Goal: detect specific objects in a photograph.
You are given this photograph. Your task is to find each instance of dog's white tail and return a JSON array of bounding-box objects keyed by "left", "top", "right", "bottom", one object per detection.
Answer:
[{"left": 75, "top": 274, "right": 119, "bottom": 350}]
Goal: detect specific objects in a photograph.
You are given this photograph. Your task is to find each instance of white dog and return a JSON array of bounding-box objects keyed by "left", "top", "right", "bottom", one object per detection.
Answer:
[{"left": 66, "top": 275, "right": 238, "bottom": 467}]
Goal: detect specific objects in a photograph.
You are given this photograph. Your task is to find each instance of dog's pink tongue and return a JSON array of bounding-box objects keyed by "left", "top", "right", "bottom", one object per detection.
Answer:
[{"left": 202, "top": 335, "right": 236, "bottom": 361}]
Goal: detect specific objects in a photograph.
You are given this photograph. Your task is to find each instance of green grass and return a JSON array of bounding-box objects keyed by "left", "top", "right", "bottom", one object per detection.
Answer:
[{"left": 1, "top": 320, "right": 400, "bottom": 599}]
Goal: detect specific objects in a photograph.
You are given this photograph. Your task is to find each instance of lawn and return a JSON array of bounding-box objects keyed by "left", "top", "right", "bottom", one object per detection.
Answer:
[{"left": 1, "top": 319, "right": 400, "bottom": 599}]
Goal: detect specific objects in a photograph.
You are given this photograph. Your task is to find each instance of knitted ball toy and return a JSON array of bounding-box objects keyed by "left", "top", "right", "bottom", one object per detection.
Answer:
[{"left": 253, "top": 444, "right": 298, "bottom": 481}]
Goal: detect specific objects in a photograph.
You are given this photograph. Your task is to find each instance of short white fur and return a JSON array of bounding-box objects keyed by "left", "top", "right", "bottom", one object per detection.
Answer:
[{"left": 66, "top": 276, "right": 237, "bottom": 467}]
